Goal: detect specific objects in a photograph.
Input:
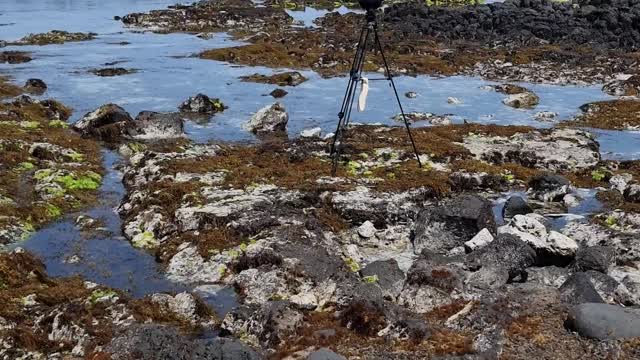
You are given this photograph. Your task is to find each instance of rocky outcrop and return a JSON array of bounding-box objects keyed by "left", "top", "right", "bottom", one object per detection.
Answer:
[
  {"left": 89, "top": 67, "right": 137, "bottom": 77},
  {"left": 72, "top": 104, "right": 134, "bottom": 142},
  {"left": 0, "top": 51, "right": 32, "bottom": 64},
  {"left": 244, "top": 103, "right": 288, "bottom": 135},
  {"left": 462, "top": 128, "right": 600, "bottom": 172},
  {"left": 491, "top": 84, "right": 540, "bottom": 109},
  {"left": 11, "top": 30, "right": 96, "bottom": 45},
  {"left": 24, "top": 78, "right": 47, "bottom": 94},
  {"left": 392, "top": 112, "right": 452, "bottom": 125},
  {"left": 412, "top": 194, "right": 496, "bottom": 254}
]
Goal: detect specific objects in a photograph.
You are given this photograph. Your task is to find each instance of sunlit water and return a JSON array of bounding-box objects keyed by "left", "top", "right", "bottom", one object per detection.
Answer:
[{"left": 0, "top": 0, "right": 637, "bottom": 302}]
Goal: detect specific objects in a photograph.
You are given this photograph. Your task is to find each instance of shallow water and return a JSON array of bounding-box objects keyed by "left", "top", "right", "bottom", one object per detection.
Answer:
[{"left": 0, "top": 0, "right": 637, "bottom": 304}]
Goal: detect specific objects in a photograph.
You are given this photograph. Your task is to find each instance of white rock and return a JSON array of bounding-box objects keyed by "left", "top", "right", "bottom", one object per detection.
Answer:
[
  {"left": 243, "top": 102, "right": 288, "bottom": 134},
  {"left": 502, "top": 92, "right": 539, "bottom": 109},
  {"left": 405, "top": 91, "right": 418, "bottom": 98},
  {"left": 357, "top": 221, "right": 377, "bottom": 238},
  {"left": 563, "top": 194, "right": 581, "bottom": 208},
  {"left": 447, "top": 97, "right": 463, "bottom": 105},
  {"left": 498, "top": 214, "right": 548, "bottom": 245},
  {"left": 610, "top": 174, "right": 633, "bottom": 194},
  {"left": 534, "top": 111, "right": 558, "bottom": 122},
  {"left": 464, "top": 228, "right": 495, "bottom": 252},
  {"left": 300, "top": 127, "right": 322, "bottom": 138},
  {"left": 546, "top": 231, "right": 579, "bottom": 257}
]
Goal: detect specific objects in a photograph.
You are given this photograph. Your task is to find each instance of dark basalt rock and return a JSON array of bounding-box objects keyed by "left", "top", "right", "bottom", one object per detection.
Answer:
[
  {"left": 105, "top": 324, "right": 262, "bottom": 360},
  {"left": 269, "top": 88, "right": 288, "bottom": 98},
  {"left": 361, "top": 259, "right": 404, "bottom": 299},
  {"left": 24, "top": 78, "right": 47, "bottom": 94},
  {"left": 412, "top": 194, "right": 496, "bottom": 254},
  {"left": 72, "top": 103, "right": 134, "bottom": 142},
  {"left": 559, "top": 272, "right": 605, "bottom": 305},
  {"left": 502, "top": 195, "right": 533, "bottom": 220},
  {"left": 573, "top": 246, "right": 615, "bottom": 273},
  {"left": 179, "top": 93, "right": 225, "bottom": 114},
  {"left": 466, "top": 233, "right": 536, "bottom": 283},
  {"left": 384, "top": 0, "right": 640, "bottom": 51},
  {"left": 528, "top": 173, "right": 571, "bottom": 201}
]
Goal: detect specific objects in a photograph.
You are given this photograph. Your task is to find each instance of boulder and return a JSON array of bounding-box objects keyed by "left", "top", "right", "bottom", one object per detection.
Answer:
[
  {"left": 502, "top": 196, "right": 532, "bottom": 220},
  {"left": 357, "top": 221, "right": 377, "bottom": 239},
  {"left": 502, "top": 92, "right": 540, "bottom": 109},
  {"left": 90, "top": 67, "right": 136, "bottom": 77},
  {"left": 464, "top": 228, "right": 494, "bottom": 252},
  {"left": 528, "top": 173, "right": 571, "bottom": 202},
  {"left": 179, "top": 94, "right": 225, "bottom": 114},
  {"left": 609, "top": 174, "right": 632, "bottom": 194},
  {"left": 241, "top": 71, "right": 307, "bottom": 86},
  {"left": 466, "top": 233, "right": 536, "bottom": 283},
  {"left": 566, "top": 303, "right": 640, "bottom": 340},
  {"left": 244, "top": 103, "right": 288, "bottom": 135},
  {"left": 72, "top": 104, "right": 133, "bottom": 142},
  {"left": 447, "top": 97, "right": 463, "bottom": 105},
  {"left": 534, "top": 111, "right": 558, "bottom": 122},
  {"left": 412, "top": 194, "right": 496, "bottom": 254},
  {"left": 559, "top": 272, "right": 604, "bottom": 305},
  {"left": 24, "top": 78, "right": 47, "bottom": 94},
  {"left": 405, "top": 91, "right": 417, "bottom": 99},
  {"left": 574, "top": 246, "right": 615, "bottom": 273},
  {"left": 128, "top": 111, "right": 184, "bottom": 139},
  {"left": 361, "top": 259, "right": 404, "bottom": 299},
  {"left": 624, "top": 184, "right": 640, "bottom": 203}
]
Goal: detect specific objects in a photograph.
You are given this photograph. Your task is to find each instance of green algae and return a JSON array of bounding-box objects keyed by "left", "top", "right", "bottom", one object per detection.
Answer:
[
  {"left": 45, "top": 204, "right": 62, "bottom": 219},
  {"left": 132, "top": 231, "right": 158, "bottom": 249},
  {"left": 363, "top": 275, "right": 379, "bottom": 284},
  {"left": 48, "top": 120, "right": 68, "bottom": 129},
  {"left": 88, "top": 289, "right": 117, "bottom": 304},
  {"left": 54, "top": 171, "right": 102, "bottom": 190}
]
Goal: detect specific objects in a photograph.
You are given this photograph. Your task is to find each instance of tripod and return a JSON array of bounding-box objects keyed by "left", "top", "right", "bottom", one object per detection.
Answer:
[{"left": 329, "top": 10, "right": 422, "bottom": 175}]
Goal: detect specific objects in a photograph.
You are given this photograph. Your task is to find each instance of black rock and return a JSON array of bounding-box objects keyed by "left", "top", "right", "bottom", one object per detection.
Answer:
[
  {"left": 559, "top": 272, "right": 605, "bottom": 305},
  {"left": 269, "top": 88, "right": 288, "bottom": 98},
  {"left": 502, "top": 196, "right": 532, "bottom": 220},
  {"left": 412, "top": 194, "right": 496, "bottom": 254},
  {"left": 72, "top": 103, "right": 134, "bottom": 142},
  {"left": 90, "top": 67, "right": 136, "bottom": 77},
  {"left": 566, "top": 303, "right": 640, "bottom": 340},
  {"left": 466, "top": 233, "right": 536, "bottom": 283},
  {"left": 573, "top": 246, "right": 615, "bottom": 273},
  {"left": 105, "top": 324, "right": 262, "bottom": 360},
  {"left": 24, "top": 78, "right": 47, "bottom": 94}
]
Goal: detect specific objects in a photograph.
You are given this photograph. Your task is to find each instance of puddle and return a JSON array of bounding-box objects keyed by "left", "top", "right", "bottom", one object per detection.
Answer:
[{"left": 492, "top": 188, "right": 603, "bottom": 230}]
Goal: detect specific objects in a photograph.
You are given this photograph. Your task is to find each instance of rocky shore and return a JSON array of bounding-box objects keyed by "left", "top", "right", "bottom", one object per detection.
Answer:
[
  {"left": 121, "top": 0, "right": 640, "bottom": 84},
  {"left": 1, "top": 0, "right": 640, "bottom": 358}
]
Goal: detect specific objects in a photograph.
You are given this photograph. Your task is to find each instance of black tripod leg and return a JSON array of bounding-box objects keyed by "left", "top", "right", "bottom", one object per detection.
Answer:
[
  {"left": 330, "top": 24, "right": 371, "bottom": 175},
  {"left": 372, "top": 25, "right": 423, "bottom": 168}
]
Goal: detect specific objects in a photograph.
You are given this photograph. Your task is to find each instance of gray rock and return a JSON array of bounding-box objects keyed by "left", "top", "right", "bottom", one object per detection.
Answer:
[
  {"left": 357, "top": 221, "right": 377, "bottom": 238},
  {"left": 585, "top": 270, "right": 634, "bottom": 305},
  {"left": 412, "top": 194, "right": 496, "bottom": 254},
  {"left": 405, "top": 91, "right": 417, "bottom": 98},
  {"left": 574, "top": 246, "right": 615, "bottom": 273},
  {"left": 29, "top": 142, "right": 83, "bottom": 163},
  {"left": 105, "top": 324, "right": 262, "bottom": 359},
  {"left": 610, "top": 174, "right": 632, "bottom": 194},
  {"left": 559, "top": 272, "right": 604, "bottom": 305},
  {"left": 72, "top": 103, "right": 134, "bottom": 142},
  {"left": 534, "top": 111, "right": 558, "bottom": 122},
  {"left": 361, "top": 259, "right": 405, "bottom": 299},
  {"left": 463, "top": 128, "right": 599, "bottom": 172},
  {"left": 128, "top": 111, "right": 184, "bottom": 139},
  {"left": 307, "top": 348, "right": 347, "bottom": 360},
  {"left": 269, "top": 89, "right": 288, "bottom": 98},
  {"left": 392, "top": 112, "right": 452, "bottom": 125},
  {"left": 502, "top": 196, "right": 532, "bottom": 220},
  {"left": 244, "top": 103, "right": 288, "bottom": 134},
  {"left": 566, "top": 303, "right": 640, "bottom": 340}
]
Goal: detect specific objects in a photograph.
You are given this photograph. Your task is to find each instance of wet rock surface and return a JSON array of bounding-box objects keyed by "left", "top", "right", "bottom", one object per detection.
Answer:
[
  {"left": 89, "top": 67, "right": 137, "bottom": 77},
  {"left": 179, "top": 93, "right": 226, "bottom": 114},
  {"left": 567, "top": 99, "right": 640, "bottom": 130},
  {"left": 10, "top": 30, "right": 96, "bottom": 45},
  {"left": 240, "top": 71, "right": 308, "bottom": 86},
  {"left": 0, "top": 50, "right": 32, "bottom": 64}
]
